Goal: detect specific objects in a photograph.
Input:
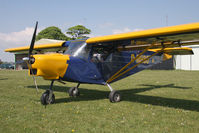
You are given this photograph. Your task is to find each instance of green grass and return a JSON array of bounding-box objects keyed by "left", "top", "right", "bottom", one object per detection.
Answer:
[{"left": 0, "top": 70, "right": 199, "bottom": 133}]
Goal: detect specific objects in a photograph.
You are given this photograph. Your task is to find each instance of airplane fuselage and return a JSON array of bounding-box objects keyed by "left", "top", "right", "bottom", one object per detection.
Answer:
[{"left": 30, "top": 39, "right": 164, "bottom": 84}]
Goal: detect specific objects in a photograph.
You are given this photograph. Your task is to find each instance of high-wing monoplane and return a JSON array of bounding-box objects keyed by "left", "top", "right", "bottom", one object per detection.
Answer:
[{"left": 5, "top": 22, "right": 199, "bottom": 105}]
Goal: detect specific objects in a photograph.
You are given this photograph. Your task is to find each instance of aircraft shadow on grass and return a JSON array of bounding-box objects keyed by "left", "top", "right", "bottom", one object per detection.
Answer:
[
  {"left": 27, "top": 84, "right": 199, "bottom": 112},
  {"left": 0, "top": 78, "right": 8, "bottom": 80}
]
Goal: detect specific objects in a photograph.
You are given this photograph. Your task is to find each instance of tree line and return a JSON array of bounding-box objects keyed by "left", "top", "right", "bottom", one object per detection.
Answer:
[
  {"left": 0, "top": 25, "right": 91, "bottom": 64},
  {"left": 36, "top": 25, "right": 91, "bottom": 41}
]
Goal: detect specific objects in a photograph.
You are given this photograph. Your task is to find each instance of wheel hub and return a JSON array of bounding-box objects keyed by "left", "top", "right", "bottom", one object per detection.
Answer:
[{"left": 114, "top": 94, "right": 121, "bottom": 102}]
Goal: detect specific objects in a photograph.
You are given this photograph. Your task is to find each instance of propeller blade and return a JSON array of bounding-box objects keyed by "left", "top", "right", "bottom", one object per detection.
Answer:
[
  {"left": 29, "top": 21, "right": 38, "bottom": 57},
  {"left": 32, "top": 73, "right": 39, "bottom": 93},
  {"left": 27, "top": 21, "right": 39, "bottom": 93},
  {"left": 28, "top": 63, "right": 39, "bottom": 93}
]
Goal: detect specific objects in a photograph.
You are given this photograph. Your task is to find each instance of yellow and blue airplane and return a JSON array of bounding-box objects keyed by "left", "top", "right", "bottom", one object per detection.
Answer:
[{"left": 5, "top": 22, "right": 199, "bottom": 105}]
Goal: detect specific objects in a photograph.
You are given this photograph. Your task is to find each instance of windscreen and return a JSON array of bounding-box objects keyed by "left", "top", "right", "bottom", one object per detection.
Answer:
[{"left": 64, "top": 41, "right": 90, "bottom": 60}]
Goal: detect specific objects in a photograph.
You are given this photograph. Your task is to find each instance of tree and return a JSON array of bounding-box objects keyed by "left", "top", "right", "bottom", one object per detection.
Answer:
[
  {"left": 66, "top": 25, "right": 91, "bottom": 40},
  {"left": 0, "top": 59, "right": 2, "bottom": 65},
  {"left": 36, "top": 26, "right": 69, "bottom": 41}
]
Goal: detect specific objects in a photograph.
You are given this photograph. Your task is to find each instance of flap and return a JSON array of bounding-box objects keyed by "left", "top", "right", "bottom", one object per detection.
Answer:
[{"left": 149, "top": 47, "right": 194, "bottom": 55}]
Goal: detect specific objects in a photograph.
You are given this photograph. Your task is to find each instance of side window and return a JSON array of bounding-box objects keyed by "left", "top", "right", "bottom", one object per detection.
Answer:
[{"left": 91, "top": 45, "right": 114, "bottom": 62}]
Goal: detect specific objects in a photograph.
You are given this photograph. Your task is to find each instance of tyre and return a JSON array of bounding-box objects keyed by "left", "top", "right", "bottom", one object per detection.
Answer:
[
  {"left": 109, "top": 90, "right": 121, "bottom": 103},
  {"left": 68, "top": 87, "right": 80, "bottom": 97},
  {"left": 40, "top": 90, "right": 55, "bottom": 105}
]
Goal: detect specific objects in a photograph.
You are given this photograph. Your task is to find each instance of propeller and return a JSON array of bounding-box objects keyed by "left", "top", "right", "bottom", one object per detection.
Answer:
[
  {"left": 29, "top": 21, "right": 38, "bottom": 58},
  {"left": 26, "top": 21, "right": 39, "bottom": 93}
]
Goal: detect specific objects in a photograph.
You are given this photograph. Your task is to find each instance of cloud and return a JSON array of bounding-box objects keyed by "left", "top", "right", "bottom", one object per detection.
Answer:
[
  {"left": 89, "top": 27, "right": 144, "bottom": 38},
  {"left": 112, "top": 27, "right": 143, "bottom": 34},
  {"left": 0, "top": 27, "right": 34, "bottom": 45},
  {"left": 98, "top": 22, "right": 114, "bottom": 29},
  {"left": 112, "top": 27, "right": 132, "bottom": 34},
  {"left": 0, "top": 27, "right": 37, "bottom": 62},
  {"left": 132, "top": 28, "right": 143, "bottom": 32},
  {"left": 88, "top": 33, "right": 104, "bottom": 38}
]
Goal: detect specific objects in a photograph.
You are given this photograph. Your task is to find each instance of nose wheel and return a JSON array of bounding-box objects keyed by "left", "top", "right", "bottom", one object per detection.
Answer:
[
  {"left": 40, "top": 80, "right": 55, "bottom": 105},
  {"left": 40, "top": 90, "right": 55, "bottom": 105}
]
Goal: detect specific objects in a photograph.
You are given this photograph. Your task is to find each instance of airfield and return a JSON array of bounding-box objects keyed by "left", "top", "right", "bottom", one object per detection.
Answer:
[{"left": 0, "top": 70, "right": 199, "bottom": 132}]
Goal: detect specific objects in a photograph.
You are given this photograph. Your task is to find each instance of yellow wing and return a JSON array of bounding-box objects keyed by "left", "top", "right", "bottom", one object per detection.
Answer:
[
  {"left": 87, "top": 22, "right": 199, "bottom": 55},
  {"left": 87, "top": 22, "right": 199, "bottom": 45},
  {"left": 5, "top": 42, "right": 66, "bottom": 54}
]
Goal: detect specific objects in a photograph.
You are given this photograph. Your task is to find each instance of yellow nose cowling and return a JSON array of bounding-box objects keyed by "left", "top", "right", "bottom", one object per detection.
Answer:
[{"left": 30, "top": 53, "right": 70, "bottom": 80}]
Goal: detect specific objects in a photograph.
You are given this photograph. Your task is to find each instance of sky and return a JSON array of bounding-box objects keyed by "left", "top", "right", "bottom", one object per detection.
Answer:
[{"left": 1, "top": 0, "right": 199, "bottom": 62}]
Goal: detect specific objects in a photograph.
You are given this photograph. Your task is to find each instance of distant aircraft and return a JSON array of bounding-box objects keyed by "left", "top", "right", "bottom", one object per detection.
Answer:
[{"left": 5, "top": 22, "right": 199, "bottom": 105}]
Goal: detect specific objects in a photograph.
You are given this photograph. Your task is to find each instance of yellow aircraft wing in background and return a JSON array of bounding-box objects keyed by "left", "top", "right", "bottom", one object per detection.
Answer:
[{"left": 5, "top": 42, "right": 65, "bottom": 53}]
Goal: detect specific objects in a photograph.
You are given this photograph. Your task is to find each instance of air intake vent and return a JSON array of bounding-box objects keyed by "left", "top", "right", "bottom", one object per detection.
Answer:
[{"left": 30, "top": 69, "right": 37, "bottom": 75}]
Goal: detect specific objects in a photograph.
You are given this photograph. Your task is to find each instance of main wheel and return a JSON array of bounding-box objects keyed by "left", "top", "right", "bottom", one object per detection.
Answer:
[
  {"left": 40, "top": 90, "right": 55, "bottom": 105},
  {"left": 68, "top": 87, "right": 80, "bottom": 97},
  {"left": 109, "top": 90, "right": 121, "bottom": 103}
]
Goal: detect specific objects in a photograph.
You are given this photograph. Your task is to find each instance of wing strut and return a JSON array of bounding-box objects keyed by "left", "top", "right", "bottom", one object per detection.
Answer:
[{"left": 106, "top": 44, "right": 165, "bottom": 83}]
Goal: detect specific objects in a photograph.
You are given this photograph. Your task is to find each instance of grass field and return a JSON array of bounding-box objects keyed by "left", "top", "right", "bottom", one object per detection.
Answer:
[{"left": 0, "top": 70, "right": 199, "bottom": 133}]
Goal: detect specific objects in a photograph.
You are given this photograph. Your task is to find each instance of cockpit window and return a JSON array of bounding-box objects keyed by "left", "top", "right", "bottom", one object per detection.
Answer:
[
  {"left": 91, "top": 45, "right": 115, "bottom": 62},
  {"left": 64, "top": 41, "right": 90, "bottom": 60}
]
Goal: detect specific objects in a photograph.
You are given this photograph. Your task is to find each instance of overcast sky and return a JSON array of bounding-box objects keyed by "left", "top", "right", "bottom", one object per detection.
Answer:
[{"left": 1, "top": 0, "right": 199, "bottom": 62}]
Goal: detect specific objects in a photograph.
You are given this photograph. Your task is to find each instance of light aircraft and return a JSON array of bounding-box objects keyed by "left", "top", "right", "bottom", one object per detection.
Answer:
[{"left": 5, "top": 22, "right": 199, "bottom": 105}]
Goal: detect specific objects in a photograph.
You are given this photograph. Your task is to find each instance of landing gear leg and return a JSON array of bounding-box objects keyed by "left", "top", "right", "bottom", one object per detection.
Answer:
[
  {"left": 107, "top": 83, "right": 121, "bottom": 103},
  {"left": 68, "top": 83, "right": 80, "bottom": 97},
  {"left": 40, "top": 80, "right": 55, "bottom": 105}
]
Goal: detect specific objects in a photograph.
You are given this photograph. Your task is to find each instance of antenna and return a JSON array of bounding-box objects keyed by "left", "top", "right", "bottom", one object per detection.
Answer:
[{"left": 166, "top": 15, "right": 168, "bottom": 26}]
